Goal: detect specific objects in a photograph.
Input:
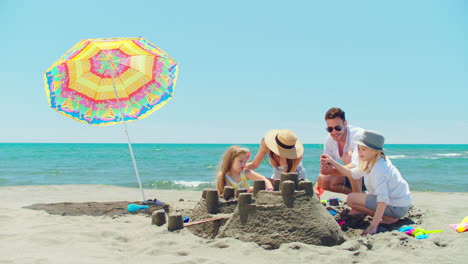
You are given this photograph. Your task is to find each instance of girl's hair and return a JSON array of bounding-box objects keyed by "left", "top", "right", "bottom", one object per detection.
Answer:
[
  {"left": 216, "top": 146, "right": 250, "bottom": 195},
  {"left": 358, "top": 146, "right": 386, "bottom": 173},
  {"left": 269, "top": 150, "right": 293, "bottom": 172}
]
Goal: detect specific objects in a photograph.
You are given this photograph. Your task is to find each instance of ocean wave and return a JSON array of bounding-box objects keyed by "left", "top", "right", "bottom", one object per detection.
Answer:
[
  {"left": 387, "top": 155, "right": 406, "bottom": 159},
  {"left": 145, "top": 180, "right": 213, "bottom": 190},
  {"left": 436, "top": 153, "right": 462, "bottom": 157},
  {"left": 173, "top": 180, "right": 212, "bottom": 187}
]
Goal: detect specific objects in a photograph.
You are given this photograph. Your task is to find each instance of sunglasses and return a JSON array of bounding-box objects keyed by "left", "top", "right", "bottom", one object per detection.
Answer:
[{"left": 326, "top": 125, "right": 343, "bottom": 133}]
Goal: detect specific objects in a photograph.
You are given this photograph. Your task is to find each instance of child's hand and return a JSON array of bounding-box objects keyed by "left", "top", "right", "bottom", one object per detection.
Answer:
[
  {"left": 362, "top": 224, "right": 378, "bottom": 235},
  {"left": 245, "top": 162, "right": 254, "bottom": 170},
  {"left": 320, "top": 154, "right": 334, "bottom": 164}
]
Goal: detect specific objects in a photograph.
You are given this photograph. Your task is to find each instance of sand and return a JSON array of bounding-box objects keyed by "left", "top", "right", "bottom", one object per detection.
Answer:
[{"left": 1, "top": 185, "right": 468, "bottom": 264}]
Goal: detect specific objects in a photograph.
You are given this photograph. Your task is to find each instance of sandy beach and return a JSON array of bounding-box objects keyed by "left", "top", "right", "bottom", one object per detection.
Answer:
[{"left": 1, "top": 185, "right": 467, "bottom": 264}]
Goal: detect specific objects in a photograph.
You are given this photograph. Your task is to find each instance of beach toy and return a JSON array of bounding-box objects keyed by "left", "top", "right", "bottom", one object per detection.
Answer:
[
  {"left": 320, "top": 198, "right": 342, "bottom": 205},
  {"left": 316, "top": 186, "right": 325, "bottom": 197},
  {"left": 398, "top": 226, "right": 442, "bottom": 239},
  {"left": 448, "top": 216, "right": 468, "bottom": 233},
  {"left": 183, "top": 216, "right": 190, "bottom": 223},
  {"left": 127, "top": 203, "right": 149, "bottom": 212},
  {"left": 329, "top": 198, "right": 339, "bottom": 206},
  {"left": 328, "top": 209, "right": 337, "bottom": 216},
  {"left": 338, "top": 220, "right": 345, "bottom": 226},
  {"left": 398, "top": 226, "right": 413, "bottom": 232}
]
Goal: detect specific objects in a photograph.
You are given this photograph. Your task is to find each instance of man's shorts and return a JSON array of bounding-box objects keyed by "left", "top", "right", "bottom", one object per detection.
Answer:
[
  {"left": 365, "top": 194, "right": 410, "bottom": 218},
  {"left": 344, "top": 177, "right": 367, "bottom": 191}
]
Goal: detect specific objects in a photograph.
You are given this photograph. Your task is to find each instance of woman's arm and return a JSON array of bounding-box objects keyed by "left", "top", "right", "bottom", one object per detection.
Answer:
[
  {"left": 246, "top": 139, "right": 269, "bottom": 170},
  {"left": 245, "top": 169, "right": 273, "bottom": 190},
  {"left": 290, "top": 156, "right": 303, "bottom": 172}
]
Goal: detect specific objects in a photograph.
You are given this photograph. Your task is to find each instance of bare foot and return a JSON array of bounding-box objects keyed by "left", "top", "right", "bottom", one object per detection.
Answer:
[
  {"left": 381, "top": 218, "right": 399, "bottom": 225},
  {"left": 348, "top": 209, "right": 365, "bottom": 216}
]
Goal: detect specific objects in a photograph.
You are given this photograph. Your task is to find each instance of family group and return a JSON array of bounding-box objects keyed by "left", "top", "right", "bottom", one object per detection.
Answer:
[{"left": 215, "top": 107, "right": 412, "bottom": 235}]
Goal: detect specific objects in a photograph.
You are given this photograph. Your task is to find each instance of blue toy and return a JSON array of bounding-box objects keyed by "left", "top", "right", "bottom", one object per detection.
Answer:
[{"left": 127, "top": 203, "right": 149, "bottom": 212}]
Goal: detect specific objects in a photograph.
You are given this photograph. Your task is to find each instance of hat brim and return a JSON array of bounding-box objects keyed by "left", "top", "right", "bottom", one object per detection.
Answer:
[
  {"left": 355, "top": 140, "right": 385, "bottom": 152},
  {"left": 264, "top": 130, "right": 304, "bottom": 159}
]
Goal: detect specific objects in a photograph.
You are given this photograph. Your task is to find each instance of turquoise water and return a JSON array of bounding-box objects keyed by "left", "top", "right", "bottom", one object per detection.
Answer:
[{"left": 1, "top": 143, "right": 467, "bottom": 192}]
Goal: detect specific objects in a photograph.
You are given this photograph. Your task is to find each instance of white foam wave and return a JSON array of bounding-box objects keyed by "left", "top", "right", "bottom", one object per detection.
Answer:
[
  {"left": 387, "top": 155, "right": 406, "bottom": 159},
  {"left": 173, "top": 180, "right": 210, "bottom": 187},
  {"left": 436, "top": 153, "right": 462, "bottom": 157}
]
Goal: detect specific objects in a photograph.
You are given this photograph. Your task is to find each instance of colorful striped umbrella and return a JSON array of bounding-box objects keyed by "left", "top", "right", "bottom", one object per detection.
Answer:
[
  {"left": 43, "top": 37, "right": 178, "bottom": 201},
  {"left": 44, "top": 37, "right": 178, "bottom": 126}
]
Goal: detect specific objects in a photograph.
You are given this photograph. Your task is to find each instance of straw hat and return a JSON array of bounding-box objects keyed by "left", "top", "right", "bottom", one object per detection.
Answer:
[
  {"left": 264, "top": 129, "right": 304, "bottom": 159},
  {"left": 355, "top": 130, "right": 385, "bottom": 151}
]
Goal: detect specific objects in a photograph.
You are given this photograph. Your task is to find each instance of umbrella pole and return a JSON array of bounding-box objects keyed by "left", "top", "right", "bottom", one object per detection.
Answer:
[
  {"left": 110, "top": 71, "right": 146, "bottom": 202},
  {"left": 121, "top": 122, "right": 146, "bottom": 202}
]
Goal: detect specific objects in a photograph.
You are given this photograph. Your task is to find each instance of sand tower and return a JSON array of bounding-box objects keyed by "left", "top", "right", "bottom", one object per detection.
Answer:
[{"left": 185, "top": 173, "right": 346, "bottom": 249}]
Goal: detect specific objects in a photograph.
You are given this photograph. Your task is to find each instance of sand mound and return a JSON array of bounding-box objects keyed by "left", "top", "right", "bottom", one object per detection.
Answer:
[
  {"left": 24, "top": 201, "right": 168, "bottom": 217},
  {"left": 186, "top": 185, "right": 346, "bottom": 249}
]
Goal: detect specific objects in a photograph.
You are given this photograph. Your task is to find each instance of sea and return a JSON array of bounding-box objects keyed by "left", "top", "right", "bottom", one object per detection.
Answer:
[{"left": 1, "top": 143, "right": 467, "bottom": 192}]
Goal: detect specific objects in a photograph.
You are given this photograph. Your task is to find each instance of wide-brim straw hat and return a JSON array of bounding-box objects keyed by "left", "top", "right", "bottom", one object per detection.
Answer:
[
  {"left": 354, "top": 130, "right": 386, "bottom": 151},
  {"left": 264, "top": 129, "right": 304, "bottom": 159}
]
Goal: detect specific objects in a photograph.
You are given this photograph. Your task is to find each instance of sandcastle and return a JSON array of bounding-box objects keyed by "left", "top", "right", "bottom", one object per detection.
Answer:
[{"left": 152, "top": 173, "right": 346, "bottom": 249}]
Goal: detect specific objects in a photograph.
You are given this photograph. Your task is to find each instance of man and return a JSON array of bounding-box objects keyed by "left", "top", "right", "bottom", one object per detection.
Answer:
[{"left": 314, "top": 107, "right": 365, "bottom": 196}]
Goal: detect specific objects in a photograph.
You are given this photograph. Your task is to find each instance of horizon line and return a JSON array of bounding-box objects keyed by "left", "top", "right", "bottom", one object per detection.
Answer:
[{"left": 1, "top": 142, "right": 467, "bottom": 145}]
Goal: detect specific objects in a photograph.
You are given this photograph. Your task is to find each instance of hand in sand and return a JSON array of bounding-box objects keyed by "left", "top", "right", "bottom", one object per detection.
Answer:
[{"left": 362, "top": 224, "right": 378, "bottom": 235}]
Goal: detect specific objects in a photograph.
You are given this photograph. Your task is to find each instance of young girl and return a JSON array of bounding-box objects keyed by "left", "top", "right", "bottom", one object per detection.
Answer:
[
  {"left": 246, "top": 129, "right": 306, "bottom": 181},
  {"left": 321, "top": 130, "right": 412, "bottom": 235},
  {"left": 216, "top": 146, "right": 274, "bottom": 195}
]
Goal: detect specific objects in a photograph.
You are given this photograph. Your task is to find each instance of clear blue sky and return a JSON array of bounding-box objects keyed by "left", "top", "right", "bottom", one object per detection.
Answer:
[{"left": 1, "top": 0, "right": 467, "bottom": 144}]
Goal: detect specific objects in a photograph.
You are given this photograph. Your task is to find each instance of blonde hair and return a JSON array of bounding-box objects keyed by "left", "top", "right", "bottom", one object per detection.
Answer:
[
  {"left": 216, "top": 146, "right": 250, "bottom": 195},
  {"left": 358, "top": 145, "right": 386, "bottom": 174}
]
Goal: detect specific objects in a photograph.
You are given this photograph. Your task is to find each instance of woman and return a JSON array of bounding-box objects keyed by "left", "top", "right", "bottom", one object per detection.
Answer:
[{"left": 246, "top": 129, "right": 306, "bottom": 181}]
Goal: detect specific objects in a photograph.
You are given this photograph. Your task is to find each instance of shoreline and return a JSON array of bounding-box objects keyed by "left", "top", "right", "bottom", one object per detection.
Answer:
[
  {"left": 3, "top": 183, "right": 468, "bottom": 194},
  {"left": 1, "top": 185, "right": 467, "bottom": 263}
]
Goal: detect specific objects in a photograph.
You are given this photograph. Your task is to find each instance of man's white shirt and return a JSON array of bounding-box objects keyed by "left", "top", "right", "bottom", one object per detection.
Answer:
[{"left": 323, "top": 125, "right": 364, "bottom": 166}]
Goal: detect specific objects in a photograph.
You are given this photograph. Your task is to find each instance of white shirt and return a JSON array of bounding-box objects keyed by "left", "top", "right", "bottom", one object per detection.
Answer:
[
  {"left": 323, "top": 125, "right": 364, "bottom": 165},
  {"left": 351, "top": 158, "right": 412, "bottom": 207},
  {"left": 271, "top": 162, "right": 306, "bottom": 180}
]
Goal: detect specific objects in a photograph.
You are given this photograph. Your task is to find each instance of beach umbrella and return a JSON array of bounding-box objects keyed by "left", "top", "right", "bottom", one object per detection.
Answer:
[{"left": 44, "top": 37, "right": 178, "bottom": 202}]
